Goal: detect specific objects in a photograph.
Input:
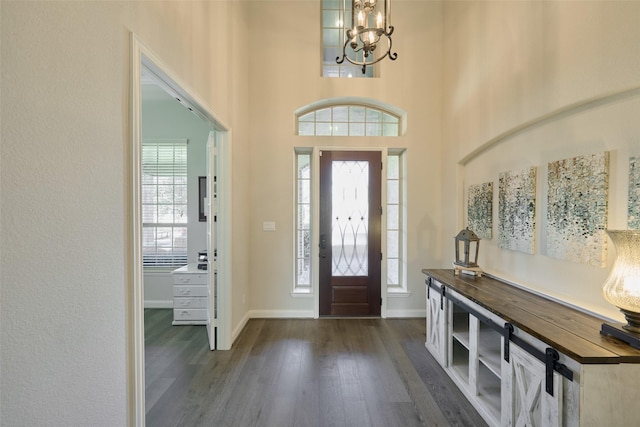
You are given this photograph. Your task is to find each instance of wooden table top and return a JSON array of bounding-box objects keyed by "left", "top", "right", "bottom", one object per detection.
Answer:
[{"left": 422, "top": 268, "right": 640, "bottom": 364}]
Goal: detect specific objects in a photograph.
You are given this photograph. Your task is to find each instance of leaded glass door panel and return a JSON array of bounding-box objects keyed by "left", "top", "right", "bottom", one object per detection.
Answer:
[{"left": 319, "top": 151, "right": 381, "bottom": 316}]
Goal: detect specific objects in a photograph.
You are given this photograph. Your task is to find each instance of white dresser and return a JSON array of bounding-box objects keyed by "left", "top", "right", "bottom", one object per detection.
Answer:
[{"left": 172, "top": 264, "right": 209, "bottom": 325}]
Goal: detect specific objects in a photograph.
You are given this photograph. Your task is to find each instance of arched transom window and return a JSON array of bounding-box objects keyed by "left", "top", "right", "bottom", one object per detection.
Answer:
[{"left": 297, "top": 105, "right": 400, "bottom": 137}]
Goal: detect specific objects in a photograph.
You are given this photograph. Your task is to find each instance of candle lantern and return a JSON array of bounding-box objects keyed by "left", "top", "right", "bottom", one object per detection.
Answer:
[{"left": 453, "top": 227, "right": 483, "bottom": 277}]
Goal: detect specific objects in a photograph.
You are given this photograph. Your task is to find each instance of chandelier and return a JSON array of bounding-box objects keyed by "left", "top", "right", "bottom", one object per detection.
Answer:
[{"left": 336, "top": 0, "right": 398, "bottom": 74}]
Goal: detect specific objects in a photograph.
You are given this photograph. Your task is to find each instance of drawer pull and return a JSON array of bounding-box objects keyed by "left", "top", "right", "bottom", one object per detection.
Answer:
[{"left": 179, "top": 289, "right": 191, "bottom": 295}]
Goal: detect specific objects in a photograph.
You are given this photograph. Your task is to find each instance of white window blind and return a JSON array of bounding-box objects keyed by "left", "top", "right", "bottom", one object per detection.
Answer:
[{"left": 142, "top": 139, "right": 188, "bottom": 267}]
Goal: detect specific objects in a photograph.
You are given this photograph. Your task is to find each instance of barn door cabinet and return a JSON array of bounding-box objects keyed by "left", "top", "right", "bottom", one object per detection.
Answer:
[{"left": 424, "top": 269, "right": 640, "bottom": 427}]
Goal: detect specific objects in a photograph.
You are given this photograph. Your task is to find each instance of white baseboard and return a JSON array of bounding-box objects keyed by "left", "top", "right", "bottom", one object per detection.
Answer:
[
  {"left": 246, "top": 309, "right": 422, "bottom": 319},
  {"left": 231, "top": 311, "right": 251, "bottom": 344},
  {"left": 248, "top": 309, "right": 315, "bottom": 319},
  {"left": 144, "top": 300, "right": 173, "bottom": 309},
  {"left": 385, "top": 309, "right": 426, "bottom": 318}
]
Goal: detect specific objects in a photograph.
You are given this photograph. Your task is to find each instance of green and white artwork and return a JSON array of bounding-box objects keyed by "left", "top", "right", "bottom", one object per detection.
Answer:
[
  {"left": 468, "top": 182, "right": 493, "bottom": 240},
  {"left": 498, "top": 167, "right": 536, "bottom": 254},
  {"left": 629, "top": 156, "right": 640, "bottom": 230},
  {"left": 547, "top": 152, "right": 609, "bottom": 267}
]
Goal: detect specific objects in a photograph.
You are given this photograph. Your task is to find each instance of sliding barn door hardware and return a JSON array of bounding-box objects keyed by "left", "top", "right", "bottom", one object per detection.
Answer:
[
  {"left": 442, "top": 292, "right": 575, "bottom": 396},
  {"left": 502, "top": 321, "right": 573, "bottom": 396}
]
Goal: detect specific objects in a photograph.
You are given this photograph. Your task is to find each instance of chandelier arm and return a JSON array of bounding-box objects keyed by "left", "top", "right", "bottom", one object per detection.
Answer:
[
  {"left": 387, "top": 35, "right": 398, "bottom": 61},
  {"left": 339, "top": 36, "right": 397, "bottom": 68}
]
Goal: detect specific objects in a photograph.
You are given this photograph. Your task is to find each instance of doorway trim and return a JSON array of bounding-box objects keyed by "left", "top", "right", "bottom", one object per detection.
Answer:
[
  {"left": 312, "top": 146, "right": 388, "bottom": 319},
  {"left": 130, "top": 33, "right": 232, "bottom": 426}
]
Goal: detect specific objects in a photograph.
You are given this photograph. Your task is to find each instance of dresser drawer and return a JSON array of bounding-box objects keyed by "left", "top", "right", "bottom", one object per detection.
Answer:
[
  {"left": 173, "top": 297, "right": 208, "bottom": 309},
  {"left": 173, "top": 308, "right": 208, "bottom": 321},
  {"left": 173, "top": 273, "right": 208, "bottom": 285},
  {"left": 173, "top": 285, "right": 208, "bottom": 298}
]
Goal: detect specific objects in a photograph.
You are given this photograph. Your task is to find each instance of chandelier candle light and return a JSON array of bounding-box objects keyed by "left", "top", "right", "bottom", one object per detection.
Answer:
[{"left": 336, "top": 0, "right": 398, "bottom": 74}]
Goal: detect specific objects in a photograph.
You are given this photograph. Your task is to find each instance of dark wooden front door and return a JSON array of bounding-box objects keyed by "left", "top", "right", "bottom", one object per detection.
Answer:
[{"left": 319, "top": 151, "right": 382, "bottom": 316}]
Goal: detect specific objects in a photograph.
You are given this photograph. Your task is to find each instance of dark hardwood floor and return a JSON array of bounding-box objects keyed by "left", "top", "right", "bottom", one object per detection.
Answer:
[{"left": 145, "top": 309, "right": 487, "bottom": 427}]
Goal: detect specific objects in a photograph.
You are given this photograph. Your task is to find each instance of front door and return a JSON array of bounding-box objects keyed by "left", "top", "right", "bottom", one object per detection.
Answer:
[{"left": 319, "top": 151, "right": 382, "bottom": 316}]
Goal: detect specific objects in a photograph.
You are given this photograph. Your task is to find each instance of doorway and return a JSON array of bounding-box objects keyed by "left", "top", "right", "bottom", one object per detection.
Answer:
[
  {"left": 319, "top": 150, "right": 382, "bottom": 316},
  {"left": 131, "top": 33, "right": 232, "bottom": 425}
]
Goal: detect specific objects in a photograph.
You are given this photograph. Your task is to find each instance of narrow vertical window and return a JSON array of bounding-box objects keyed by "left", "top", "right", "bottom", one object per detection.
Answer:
[
  {"left": 322, "top": 0, "right": 373, "bottom": 78},
  {"left": 295, "top": 149, "right": 312, "bottom": 292},
  {"left": 142, "top": 139, "right": 188, "bottom": 267},
  {"left": 387, "top": 150, "right": 406, "bottom": 292}
]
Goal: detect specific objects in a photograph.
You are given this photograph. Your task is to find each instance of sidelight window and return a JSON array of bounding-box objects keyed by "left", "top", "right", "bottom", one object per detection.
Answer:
[
  {"left": 295, "top": 149, "right": 312, "bottom": 292},
  {"left": 386, "top": 150, "right": 406, "bottom": 293}
]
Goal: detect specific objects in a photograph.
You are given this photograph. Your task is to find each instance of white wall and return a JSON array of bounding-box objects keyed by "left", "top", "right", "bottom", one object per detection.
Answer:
[
  {"left": 442, "top": 0, "right": 640, "bottom": 321},
  {"left": 142, "top": 87, "right": 211, "bottom": 307},
  {"left": 246, "top": 1, "right": 443, "bottom": 317},
  {"left": 0, "top": 1, "right": 250, "bottom": 425}
]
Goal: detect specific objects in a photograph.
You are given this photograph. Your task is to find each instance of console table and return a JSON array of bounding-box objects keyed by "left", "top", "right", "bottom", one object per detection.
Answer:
[{"left": 423, "top": 269, "right": 640, "bottom": 427}]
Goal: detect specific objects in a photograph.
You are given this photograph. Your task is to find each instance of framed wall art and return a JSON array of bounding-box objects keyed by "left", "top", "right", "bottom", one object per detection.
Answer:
[
  {"left": 546, "top": 152, "right": 609, "bottom": 267},
  {"left": 498, "top": 167, "right": 536, "bottom": 254},
  {"left": 468, "top": 182, "right": 493, "bottom": 240}
]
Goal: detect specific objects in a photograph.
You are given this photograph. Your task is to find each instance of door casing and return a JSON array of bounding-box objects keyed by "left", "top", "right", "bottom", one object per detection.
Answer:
[
  {"left": 319, "top": 150, "right": 382, "bottom": 316},
  {"left": 311, "top": 147, "right": 388, "bottom": 319},
  {"left": 130, "top": 33, "right": 233, "bottom": 426}
]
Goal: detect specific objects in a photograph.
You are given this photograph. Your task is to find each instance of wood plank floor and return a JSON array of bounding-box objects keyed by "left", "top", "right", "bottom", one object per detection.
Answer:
[{"left": 145, "top": 309, "right": 487, "bottom": 427}]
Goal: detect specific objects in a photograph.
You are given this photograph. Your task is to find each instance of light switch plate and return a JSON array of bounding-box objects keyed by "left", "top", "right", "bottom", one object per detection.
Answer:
[{"left": 263, "top": 221, "right": 276, "bottom": 231}]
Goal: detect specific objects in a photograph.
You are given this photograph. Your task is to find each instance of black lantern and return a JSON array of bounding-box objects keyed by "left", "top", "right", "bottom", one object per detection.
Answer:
[{"left": 453, "top": 227, "right": 483, "bottom": 276}]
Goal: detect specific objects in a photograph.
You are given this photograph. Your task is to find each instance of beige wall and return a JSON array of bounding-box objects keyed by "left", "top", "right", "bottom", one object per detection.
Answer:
[
  {"left": 4, "top": 0, "right": 639, "bottom": 424},
  {"left": 0, "top": 1, "right": 250, "bottom": 424},
  {"left": 442, "top": 0, "right": 640, "bottom": 320},
  {"left": 246, "top": 1, "right": 444, "bottom": 316}
]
